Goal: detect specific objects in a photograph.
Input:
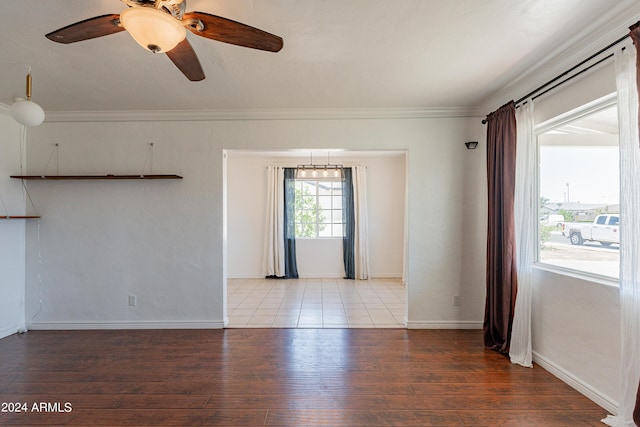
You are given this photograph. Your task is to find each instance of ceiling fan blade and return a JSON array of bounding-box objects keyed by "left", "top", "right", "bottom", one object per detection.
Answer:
[
  {"left": 46, "top": 14, "right": 124, "bottom": 44},
  {"left": 166, "top": 38, "right": 205, "bottom": 81},
  {"left": 184, "top": 12, "right": 283, "bottom": 52}
]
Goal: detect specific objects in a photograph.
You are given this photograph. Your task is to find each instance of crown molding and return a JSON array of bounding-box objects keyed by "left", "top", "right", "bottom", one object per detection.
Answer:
[
  {"left": 41, "top": 106, "right": 483, "bottom": 123},
  {"left": 480, "top": 1, "right": 640, "bottom": 113}
]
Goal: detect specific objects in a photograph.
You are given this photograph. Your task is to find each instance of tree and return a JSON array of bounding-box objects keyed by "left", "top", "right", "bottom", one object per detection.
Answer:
[
  {"left": 539, "top": 224, "right": 554, "bottom": 249},
  {"left": 294, "top": 183, "right": 326, "bottom": 238},
  {"left": 558, "top": 208, "right": 575, "bottom": 222},
  {"left": 540, "top": 196, "right": 550, "bottom": 207},
  {"left": 539, "top": 196, "right": 550, "bottom": 219}
]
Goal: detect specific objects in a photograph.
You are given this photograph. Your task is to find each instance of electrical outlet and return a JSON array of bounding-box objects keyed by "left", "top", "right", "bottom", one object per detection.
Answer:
[
  {"left": 128, "top": 295, "right": 137, "bottom": 306},
  {"left": 453, "top": 295, "right": 461, "bottom": 306}
]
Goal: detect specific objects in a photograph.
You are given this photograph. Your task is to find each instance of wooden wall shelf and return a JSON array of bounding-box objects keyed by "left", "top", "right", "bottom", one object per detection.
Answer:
[
  {"left": 1, "top": 216, "right": 41, "bottom": 219},
  {"left": 11, "top": 174, "right": 183, "bottom": 180}
]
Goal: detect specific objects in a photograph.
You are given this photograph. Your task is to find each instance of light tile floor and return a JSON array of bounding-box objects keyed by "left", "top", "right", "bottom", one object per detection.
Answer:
[{"left": 226, "top": 278, "right": 406, "bottom": 328}]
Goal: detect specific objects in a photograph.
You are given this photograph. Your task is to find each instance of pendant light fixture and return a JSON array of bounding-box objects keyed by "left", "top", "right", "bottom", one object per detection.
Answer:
[
  {"left": 296, "top": 152, "right": 344, "bottom": 179},
  {"left": 11, "top": 68, "right": 45, "bottom": 127}
]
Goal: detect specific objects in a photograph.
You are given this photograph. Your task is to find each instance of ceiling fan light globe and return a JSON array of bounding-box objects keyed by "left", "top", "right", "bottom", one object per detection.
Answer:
[
  {"left": 120, "top": 7, "right": 186, "bottom": 53},
  {"left": 11, "top": 100, "right": 45, "bottom": 127}
]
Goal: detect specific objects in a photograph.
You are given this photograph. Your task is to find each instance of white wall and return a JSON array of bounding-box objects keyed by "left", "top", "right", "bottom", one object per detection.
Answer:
[
  {"left": 459, "top": 123, "right": 489, "bottom": 321},
  {"left": 534, "top": 61, "right": 616, "bottom": 124},
  {"left": 22, "top": 115, "right": 486, "bottom": 329},
  {"left": 226, "top": 152, "right": 406, "bottom": 279},
  {"left": 0, "top": 107, "right": 27, "bottom": 338},
  {"left": 24, "top": 123, "right": 222, "bottom": 329},
  {"left": 532, "top": 269, "right": 620, "bottom": 409}
]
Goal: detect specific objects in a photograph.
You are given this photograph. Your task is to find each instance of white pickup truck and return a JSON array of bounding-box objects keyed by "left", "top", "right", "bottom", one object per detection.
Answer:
[{"left": 561, "top": 214, "right": 620, "bottom": 246}]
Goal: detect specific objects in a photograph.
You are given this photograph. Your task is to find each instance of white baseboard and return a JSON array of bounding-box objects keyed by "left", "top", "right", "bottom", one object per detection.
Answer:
[
  {"left": 0, "top": 323, "right": 27, "bottom": 340},
  {"left": 27, "top": 320, "right": 225, "bottom": 330},
  {"left": 369, "top": 274, "right": 403, "bottom": 279},
  {"left": 0, "top": 328, "right": 14, "bottom": 340},
  {"left": 407, "top": 320, "right": 483, "bottom": 329},
  {"left": 226, "top": 274, "right": 264, "bottom": 279},
  {"left": 1, "top": 325, "right": 19, "bottom": 340},
  {"left": 532, "top": 350, "right": 618, "bottom": 414},
  {"left": 226, "top": 274, "right": 404, "bottom": 280}
]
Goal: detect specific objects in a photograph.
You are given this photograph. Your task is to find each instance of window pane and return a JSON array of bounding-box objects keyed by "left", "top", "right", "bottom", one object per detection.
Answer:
[
  {"left": 318, "top": 182, "right": 331, "bottom": 196},
  {"left": 318, "top": 223, "right": 330, "bottom": 237},
  {"left": 318, "top": 196, "right": 332, "bottom": 209},
  {"left": 301, "top": 209, "right": 315, "bottom": 220},
  {"left": 318, "top": 207, "right": 328, "bottom": 222},
  {"left": 294, "top": 177, "right": 345, "bottom": 239},
  {"left": 538, "top": 104, "right": 619, "bottom": 280},
  {"left": 332, "top": 196, "right": 342, "bottom": 209}
]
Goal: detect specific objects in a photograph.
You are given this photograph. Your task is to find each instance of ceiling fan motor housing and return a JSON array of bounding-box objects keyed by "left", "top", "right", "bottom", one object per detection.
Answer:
[{"left": 121, "top": 0, "right": 186, "bottom": 19}]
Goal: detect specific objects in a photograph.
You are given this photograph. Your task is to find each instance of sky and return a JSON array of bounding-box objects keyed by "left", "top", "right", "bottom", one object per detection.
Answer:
[{"left": 539, "top": 146, "right": 619, "bottom": 205}]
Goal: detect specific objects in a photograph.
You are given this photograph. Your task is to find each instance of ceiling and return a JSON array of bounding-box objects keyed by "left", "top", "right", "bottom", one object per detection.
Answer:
[{"left": 1, "top": 0, "right": 638, "bottom": 114}]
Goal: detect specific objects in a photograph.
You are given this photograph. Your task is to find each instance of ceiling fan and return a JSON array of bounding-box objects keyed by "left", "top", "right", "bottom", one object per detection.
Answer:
[{"left": 45, "top": 0, "right": 283, "bottom": 81}]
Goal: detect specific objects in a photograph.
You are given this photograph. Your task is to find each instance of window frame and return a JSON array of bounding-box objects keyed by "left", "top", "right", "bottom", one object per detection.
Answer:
[
  {"left": 534, "top": 93, "right": 620, "bottom": 286},
  {"left": 293, "top": 178, "right": 344, "bottom": 239}
]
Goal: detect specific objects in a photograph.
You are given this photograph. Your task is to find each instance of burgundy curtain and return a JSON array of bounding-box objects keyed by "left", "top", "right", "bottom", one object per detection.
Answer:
[
  {"left": 630, "top": 20, "right": 640, "bottom": 427},
  {"left": 635, "top": 379, "right": 640, "bottom": 426},
  {"left": 484, "top": 101, "right": 518, "bottom": 354}
]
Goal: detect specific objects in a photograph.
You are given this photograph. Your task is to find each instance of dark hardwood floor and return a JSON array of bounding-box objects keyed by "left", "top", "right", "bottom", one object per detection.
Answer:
[{"left": 0, "top": 329, "right": 606, "bottom": 426}]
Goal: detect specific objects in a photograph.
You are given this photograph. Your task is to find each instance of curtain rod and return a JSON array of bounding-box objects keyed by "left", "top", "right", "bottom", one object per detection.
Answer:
[{"left": 482, "top": 32, "right": 630, "bottom": 124}]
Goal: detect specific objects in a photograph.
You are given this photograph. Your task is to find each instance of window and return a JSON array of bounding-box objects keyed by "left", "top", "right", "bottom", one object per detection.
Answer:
[
  {"left": 294, "top": 179, "right": 343, "bottom": 238},
  {"left": 537, "top": 98, "right": 620, "bottom": 280}
]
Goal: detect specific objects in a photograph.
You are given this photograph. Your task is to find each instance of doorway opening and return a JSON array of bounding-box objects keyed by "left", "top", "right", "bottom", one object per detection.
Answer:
[{"left": 223, "top": 149, "right": 408, "bottom": 328}]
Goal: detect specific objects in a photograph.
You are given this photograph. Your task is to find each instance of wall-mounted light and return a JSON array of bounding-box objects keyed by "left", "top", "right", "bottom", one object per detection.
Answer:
[
  {"left": 465, "top": 141, "right": 478, "bottom": 150},
  {"left": 11, "top": 68, "right": 45, "bottom": 127}
]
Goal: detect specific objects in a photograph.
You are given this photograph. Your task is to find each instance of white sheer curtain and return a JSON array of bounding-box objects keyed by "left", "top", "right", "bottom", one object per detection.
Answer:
[
  {"left": 353, "top": 165, "right": 370, "bottom": 280},
  {"left": 603, "top": 41, "right": 640, "bottom": 427},
  {"left": 510, "top": 100, "right": 535, "bottom": 368},
  {"left": 263, "top": 166, "right": 285, "bottom": 277}
]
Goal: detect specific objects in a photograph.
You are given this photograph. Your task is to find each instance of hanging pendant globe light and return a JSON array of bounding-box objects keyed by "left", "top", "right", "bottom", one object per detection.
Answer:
[{"left": 11, "top": 68, "right": 45, "bottom": 127}]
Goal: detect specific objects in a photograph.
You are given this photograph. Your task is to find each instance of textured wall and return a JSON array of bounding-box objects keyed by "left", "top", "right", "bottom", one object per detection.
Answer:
[{"left": 22, "top": 116, "right": 485, "bottom": 329}]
